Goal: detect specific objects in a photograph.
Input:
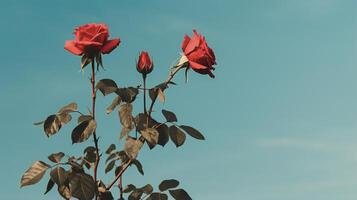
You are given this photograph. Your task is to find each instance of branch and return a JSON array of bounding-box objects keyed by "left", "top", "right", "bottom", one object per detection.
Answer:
[
  {"left": 148, "top": 65, "right": 184, "bottom": 116},
  {"left": 106, "top": 160, "right": 131, "bottom": 190},
  {"left": 91, "top": 61, "right": 100, "bottom": 188},
  {"left": 107, "top": 136, "right": 145, "bottom": 191}
]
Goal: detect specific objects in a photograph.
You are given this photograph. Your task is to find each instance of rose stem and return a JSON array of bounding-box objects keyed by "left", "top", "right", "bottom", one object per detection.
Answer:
[
  {"left": 143, "top": 74, "right": 147, "bottom": 114},
  {"left": 119, "top": 176, "right": 123, "bottom": 199},
  {"left": 91, "top": 59, "right": 100, "bottom": 188},
  {"left": 148, "top": 65, "right": 184, "bottom": 117}
]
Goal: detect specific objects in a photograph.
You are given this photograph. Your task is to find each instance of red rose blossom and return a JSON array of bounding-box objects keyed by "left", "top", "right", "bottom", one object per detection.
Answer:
[
  {"left": 181, "top": 30, "right": 217, "bottom": 78},
  {"left": 137, "top": 51, "right": 153, "bottom": 76},
  {"left": 64, "top": 23, "right": 120, "bottom": 57}
]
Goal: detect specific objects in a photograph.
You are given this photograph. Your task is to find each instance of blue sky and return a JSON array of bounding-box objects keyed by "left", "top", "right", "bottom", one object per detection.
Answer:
[{"left": 0, "top": 0, "right": 356, "bottom": 199}]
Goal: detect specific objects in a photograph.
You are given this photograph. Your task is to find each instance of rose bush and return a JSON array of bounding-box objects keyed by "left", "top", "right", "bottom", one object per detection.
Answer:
[
  {"left": 64, "top": 23, "right": 120, "bottom": 57},
  {"left": 21, "top": 23, "right": 217, "bottom": 200},
  {"left": 181, "top": 30, "right": 217, "bottom": 78}
]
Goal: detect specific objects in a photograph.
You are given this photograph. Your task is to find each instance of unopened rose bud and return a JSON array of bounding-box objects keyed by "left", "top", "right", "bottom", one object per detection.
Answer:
[{"left": 137, "top": 51, "right": 154, "bottom": 76}]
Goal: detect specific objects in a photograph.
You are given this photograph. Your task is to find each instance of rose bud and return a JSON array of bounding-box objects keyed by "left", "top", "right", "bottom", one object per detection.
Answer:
[
  {"left": 137, "top": 51, "right": 154, "bottom": 76},
  {"left": 181, "top": 30, "right": 217, "bottom": 78},
  {"left": 64, "top": 23, "right": 120, "bottom": 58}
]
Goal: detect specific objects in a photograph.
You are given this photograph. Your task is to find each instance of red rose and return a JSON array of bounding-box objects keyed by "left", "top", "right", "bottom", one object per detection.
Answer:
[
  {"left": 64, "top": 23, "right": 120, "bottom": 57},
  {"left": 137, "top": 51, "right": 153, "bottom": 76},
  {"left": 181, "top": 30, "right": 217, "bottom": 78}
]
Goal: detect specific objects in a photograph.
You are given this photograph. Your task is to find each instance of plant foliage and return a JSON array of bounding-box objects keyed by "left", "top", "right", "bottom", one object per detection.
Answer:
[{"left": 21, "top": 23, "right": 217, "bottom": 200}]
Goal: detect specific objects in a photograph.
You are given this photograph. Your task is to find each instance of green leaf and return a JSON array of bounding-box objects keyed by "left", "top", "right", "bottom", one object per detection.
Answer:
[
  {"left": 83, "top": 146, "right": 96, "bottom": 154},
  {"left": 147, "top": 193, "right": 168, "bottom": 200},
  {"left": 67, "top": 158, "right": 84, "bottom": 173},
  {"left": 118, "top": 151, "right": 129, "bottom": 163},
  {"left": 83, "top": 146, "right": 97, "bottom": 163},
  {"left": 148, "top": 83, "right": 170, "bottom": 102},
  {"left": 58, "top": 102, "right": 78, "bottom": 114},
  {"left": 184, "top": 67, "right": 190, "bottom": 83},
  {"left": 20, "top": 161, "right": 51, "bottom": 187},
  {"left": 140, "top": 128, "right": 159, "bottom": 149},
  {"left": 107, "top": 151, "right": 128, "bottom": 164},
  {"left": 50, "top": 167, "right": 68, "bottom": 186},
  {"left": 119, "top": 127, "right": 131, "bottom": 140},
  {"left": 48, "top": 152, "right": 65, "bottom": 163},
  {"left": 131, "top": 159, "right": 144, "bottom": 175},
  {"left": 69, "top": 173, "right": 96, "bottom": 200},
  {"left": 106, "top": 152, "right": 118, "bottom": 164},
  {"left": 128, "top": 189, "right": 143, "bottom": 200},
  {"left": 77, "top": 115, "right": 93, "bottom": 124},
  {"left": 169, "top": 126, "right": 186, "bottom": 147},
  {"left": 98, "top": 191, "right": 114, "bottom": 200},
  {"left": 158, "top": 179, "right": 179, "bottom": 191},
  {"left": 106, "top": 96, "right": 121, "bottom": 114},
  {"left": 119, "top": 103, "right": 133, "bottom": 129},
  {"left": 44, "top": 179, "right": 55, "bottom": 195},
  {"left": 116, "top": 87, "right": 139, "bottom": 103},
  {"left": 162, "top": 110, "right": 177, "bottom": 122},
  {"left": 179, "top": 125, "right": 205, "bottom": 140},
  {"left": 149, "top": 88, "right": 158, "bottom": 102},
  {"left": 33, "top": 120, "right": 45, "bottom": 126},
  {"left": 96, "top": 79, "right": 118, "bottom": 96},
  {"left": 81, "top": 55, "right": 91, "bottom": 69},
  {"left": 123, "top": 184, "right": 136, "bottom": 193},
  {"left": 57, "top": 113, "right": 72, "bottom": 125},
  {"left": 124, "top": 137, "right": 144, "bottom": 159},
  {"left": 134, "top": 113, "right": 157, "bottom": 131},
  {"left": 156, "top": 124, "right": 169, "bottom": 147},
  {"left": 97, "top": 180, "right": 107, "bottom": 192},
  {"left": 157, "top": 88, "right": 165, "bottom": 103},
  {"left": 115, "top": 165, "right": 123, "bottom": 176},
  {"left": 105, "top": 144, "right": 116, "bottom": 154},
  {"left": 105, "top": 160, "right": 116, "bottom": 174},
  {"left": 169, "top": 189, "right": 192, "bottom": 200},
  {"left": 85, "top": 154, "right": 96, "bottom": 164},
  {"left": 96, "top": 54, "right": 103, "bottom": 69},
  {"left": 140, "top": 184, "right": 153, "bottom": 194},
  {"left": 43, "top": 115, "right": 62, "bottom": 137},
  {"left": 71, "top": 119, "right": 97, "bottom": 144},
  {"left": 58, "top": 185, "right": 71, "bottom": 200}
]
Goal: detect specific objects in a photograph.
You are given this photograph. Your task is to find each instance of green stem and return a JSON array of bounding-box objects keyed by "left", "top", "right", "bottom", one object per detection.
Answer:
[
  {"left": 91, "top": 60, "right": 100, "bottom": 189},
  {"left": 148, "top": 65, "right": 184, "bottom": 117},
  {"left": 143, "top": 74, "right": 147, "bottom": 114}
]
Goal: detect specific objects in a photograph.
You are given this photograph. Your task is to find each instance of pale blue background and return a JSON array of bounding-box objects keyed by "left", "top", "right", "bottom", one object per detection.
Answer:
[{"left": 0, "top": 0, "right": 356, "bottom": 199}]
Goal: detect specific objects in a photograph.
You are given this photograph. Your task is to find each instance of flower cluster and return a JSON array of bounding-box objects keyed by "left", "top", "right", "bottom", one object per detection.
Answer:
[{"left": 64, "top": 23, "right": 217, "bottom": 78}]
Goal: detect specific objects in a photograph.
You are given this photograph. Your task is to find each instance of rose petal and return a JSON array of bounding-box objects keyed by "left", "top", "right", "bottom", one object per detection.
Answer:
[
  {"left": 207, "top": 46, "right": 216, "bottom": 64},
  {"left": 74, "top": 25, "right": 94, "bottom": 41},
  {"left": 85, "top": 24, "right": 101, "bottom": 35},
  {"left": 181, "top": 35, "right": 191, "bottom": 52},
  {"left": 64, "top": 40, "right": 83, "bottom": 55},
  {"left": 201, "top": 38, "right": 216, "bottom": 65},
  {"left": 101, "top": 38, "right": 121, "bottom": 54},
  {"left": 184, "top": 30, "right": 201, "bottom": 55},
  {"left": 189, "top": 61, "right": 215, "bottom": 78},
  {"left": 189, "top": 61, "right": 209, "bottom": 70},
  {"left": 74, "top": 40, "right": 102, "bottom": 51},
  {"left": 186, "top": 48, "right": 214, "bottom": 67},
  {"left": 96, "top": 24, "right": 108, "bottom": 33},
  {"left": 91, "top": 31, "right": 109, "bottom": 44}
]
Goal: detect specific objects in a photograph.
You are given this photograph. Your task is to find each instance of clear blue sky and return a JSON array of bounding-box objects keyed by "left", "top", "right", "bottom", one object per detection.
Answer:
[{"left": 0, "top": 0, "right": 356, "bottom": 199}]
